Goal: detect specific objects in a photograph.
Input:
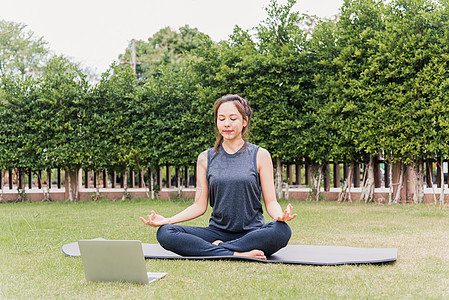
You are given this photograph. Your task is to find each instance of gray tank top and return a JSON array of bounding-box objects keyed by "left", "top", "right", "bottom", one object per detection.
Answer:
[{"left": 206, "top": 142, "right": 264, "bottom": 232}]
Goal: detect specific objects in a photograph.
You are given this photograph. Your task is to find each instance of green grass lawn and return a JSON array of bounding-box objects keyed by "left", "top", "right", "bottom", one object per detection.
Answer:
[{"left": 1, "top": 198, "right": 449, "bottom": 299}]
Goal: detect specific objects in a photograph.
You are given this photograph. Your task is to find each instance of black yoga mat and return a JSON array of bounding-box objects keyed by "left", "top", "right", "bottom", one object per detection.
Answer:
[{"left": 62, "top": 238, "right": 397, "bottom": 265}]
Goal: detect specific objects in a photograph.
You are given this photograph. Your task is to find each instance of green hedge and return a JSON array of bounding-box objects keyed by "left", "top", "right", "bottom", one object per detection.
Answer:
[{"left": 1, "top": 0, "right": 449, "bottom": 178}]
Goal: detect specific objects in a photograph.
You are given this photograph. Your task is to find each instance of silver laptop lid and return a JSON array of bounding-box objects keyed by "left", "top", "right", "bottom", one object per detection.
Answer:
[{"left": 79, "top": 240, "right": 149, "bottom": 284}]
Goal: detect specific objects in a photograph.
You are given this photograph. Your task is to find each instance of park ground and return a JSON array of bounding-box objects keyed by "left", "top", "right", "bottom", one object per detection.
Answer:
[{"left": 1, "top": 199, "right": 449, "bottom": 298}]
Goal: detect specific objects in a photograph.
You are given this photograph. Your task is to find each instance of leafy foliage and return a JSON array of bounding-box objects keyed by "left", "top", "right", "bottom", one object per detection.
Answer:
[
  {"left": 139, "top": 65, "right": 212, "bottom": 169},
  {"left": 0, "top": 75, "right": 41, "bottom": 171},
  {"left": 38, "top": 56, "right": 90, "bottom": 171},
  {"left": 86, "top": 64, "right": 140, "bottom": 173},
  {"left": 119, "top": 25, "right": 211, "bottom": 79},
  {"left": 364, "top": 0, "right": 449, "bottom": 164},
  {"left": 0, "top": 20, "right": 49, "bottom": 76},
  {"left": 2, "top": 0, "right": 449, "bottom": 197}
]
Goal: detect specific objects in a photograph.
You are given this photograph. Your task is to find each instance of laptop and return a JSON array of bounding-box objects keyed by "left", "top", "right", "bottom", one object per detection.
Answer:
[{"left": 78, "top": 240, "right": 167, "bottom": 284}]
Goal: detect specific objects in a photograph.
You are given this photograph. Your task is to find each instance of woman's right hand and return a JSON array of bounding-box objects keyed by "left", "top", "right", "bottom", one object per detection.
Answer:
[{"left": 140, "top": 210, "right": 170, "bottom": 227}]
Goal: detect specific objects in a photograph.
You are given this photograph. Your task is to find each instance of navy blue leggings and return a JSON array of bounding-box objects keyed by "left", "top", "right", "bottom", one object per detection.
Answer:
[{"left": 156, "top": 221, "right": 291, "bottom": 257}]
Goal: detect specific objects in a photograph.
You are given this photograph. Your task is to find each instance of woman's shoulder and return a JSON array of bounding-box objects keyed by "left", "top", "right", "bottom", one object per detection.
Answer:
[
  {"left": 199, "top": 147, "right": 217, "bottom": 163},
  {"left": 199, "top": 149, "right": 210, "bottom": 160},
  {"left": 248, "top": 143, "right": 269, "bottom": 155},
  {"left": 205, "top": 146, "right": 216, "bottom": 158},
  {"left": 257, "top": 147, "right": 271, "bottom": 158},
  {"left": 197, "top": 149, "right": 208, "bottom": 169}
]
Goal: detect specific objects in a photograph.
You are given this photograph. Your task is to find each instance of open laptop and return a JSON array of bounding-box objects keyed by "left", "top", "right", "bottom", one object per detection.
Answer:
[{"left": 78, "top": 240, "right": 167, "bottom": 284}]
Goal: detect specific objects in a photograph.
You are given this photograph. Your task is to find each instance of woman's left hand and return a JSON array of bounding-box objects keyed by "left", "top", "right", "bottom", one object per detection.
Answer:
[{"left": 276, "top": 203, "right": 297, "bottom": 222}]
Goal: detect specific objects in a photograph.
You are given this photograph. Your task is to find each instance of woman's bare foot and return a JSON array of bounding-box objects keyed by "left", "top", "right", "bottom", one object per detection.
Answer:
[
  {"left": 212, "top": 240, "right": 223, "bottom": 246},
  {"left": 234, "top": 250, "right": 267, "bottom": 260}
]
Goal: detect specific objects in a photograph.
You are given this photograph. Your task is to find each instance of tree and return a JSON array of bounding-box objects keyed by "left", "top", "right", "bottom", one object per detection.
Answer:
[
  {"left": 138, "top": 63, "right": 213, "bottom": 197},
  {"left": 364, "top": 0, "right": 449, "bottom": 203},
  {"left": 87, "top": 64, "right": 141, "bottom": 200},
  {"left": 0, "top": 20, "right": 49, "bottom": 76},
  {"left": 252, "top": 0, "right": 324, "bottom": 200},
  {"left": 312, "top": 0, "right": 386, "bottom": 202},
  {"left": 306, "top": 17, "right": 352, "bottom": 201},
  {"left": 0, "top": 75, "right": 41, "bottom": 201},
  {"left": 119, "top": 25, "right": 211, "bottom": 79},
  {"left": 38, "top": 56, "right": 90, "bottom": 201}
]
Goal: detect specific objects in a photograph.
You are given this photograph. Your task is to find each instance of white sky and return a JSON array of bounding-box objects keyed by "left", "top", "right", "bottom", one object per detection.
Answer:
[{"left": 2, "top": 0, "right": 343, "bottom": 75}]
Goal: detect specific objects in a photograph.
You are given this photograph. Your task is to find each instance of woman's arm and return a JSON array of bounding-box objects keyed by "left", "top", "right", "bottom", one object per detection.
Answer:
[
  {"left": 257, "top": 148, "right": 297, "bottom": 222},
  {"left": 140, "top": 150, "right": 209, "bottom": 227}
]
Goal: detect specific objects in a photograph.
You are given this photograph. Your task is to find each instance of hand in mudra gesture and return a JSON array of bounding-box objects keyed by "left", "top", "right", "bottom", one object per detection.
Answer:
[
  {"left": 276, "top": 203, "right": 297, "bottom": 222},
  {"left": 140, "top": 210, "right": 170, "bottom": 227}
]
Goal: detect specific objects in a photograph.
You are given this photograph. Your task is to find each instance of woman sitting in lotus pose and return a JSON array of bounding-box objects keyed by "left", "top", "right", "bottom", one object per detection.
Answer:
[{"left": 140, "top": 94, "right": 297, "bottom": 260}]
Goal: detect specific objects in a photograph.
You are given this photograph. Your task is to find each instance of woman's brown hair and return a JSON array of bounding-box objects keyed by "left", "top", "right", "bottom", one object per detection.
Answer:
[{"left": 213, "top": 94, "right": 252, "bottom": 154}]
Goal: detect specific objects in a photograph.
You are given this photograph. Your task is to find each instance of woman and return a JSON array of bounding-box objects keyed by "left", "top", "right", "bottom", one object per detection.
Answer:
[{"left": 140, "top": 94, "right": 297, "bottom": 260}]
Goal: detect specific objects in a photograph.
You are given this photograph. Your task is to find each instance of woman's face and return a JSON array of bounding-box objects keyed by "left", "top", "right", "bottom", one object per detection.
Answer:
[{"left": 216, "top": 101, "right": 247, "bottom": 142}]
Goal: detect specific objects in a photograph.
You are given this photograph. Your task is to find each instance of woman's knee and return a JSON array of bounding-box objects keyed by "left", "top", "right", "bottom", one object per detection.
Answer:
[
  {"left": 156, "top": 224, "right": 176, "bottom": 245},
  {"left": 270, "top": 221, "right": 292, "bottom": 245}
]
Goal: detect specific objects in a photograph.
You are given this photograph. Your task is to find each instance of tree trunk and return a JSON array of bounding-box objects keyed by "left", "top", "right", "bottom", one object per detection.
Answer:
[
  {"left": 44, "top": 171, "right": 51, "bottom": 201},
  {"left": 393, "top": 163, "right": 405, "bottom": 204},
  {"left": 67, "top": 170, "right": 72, "bottom": 202},
  {"left": 94, "top": 171, "right": 100, "bottom": 201},
  {"left": 74, "top": 169, "right": 79, "bottom": 201},
  {"left": 150, "top": 169, "right": 155, "bottom": 199},
  {"left": 283, "top": 182, "right": 289, "bottom": 199},
  {"left": 360, "top": 157, "right": 376, "bottom": 203},
  {"left": 275, "top": 158, "right": 283, "bottom": 200},
  {"left": 121, "top": 169, "right": 129, "bottom": 200},
  {"left": 141, "top": 169, "right": 150, "bottom": 199},
  {"left": 439, "top": 158, "right": 445, "bottom": 205},
  {"left": 412, "top": 159, "right": 425, "bottom": 204},
  {"left": 310, "top": 163, "right": 323, "bottom": 201},
  {"left": 388, "top": 162, "right": 393, "bottom": 204},
  {"left": 177, "top": 168, "right": 182, "bottom": 198},
  {"left": 338, "top": 162, "right": 354, "bottom": 202},
  {"left": 16, "top": 168, "right": 26, "bottom": 202},
  {"left": 65, "top": 169, "right": 80, "bottom": 202},
  {"left": 0, "top": 172, "right": 4, "bottom": 202},
  {"left": 426, "top": 159, "right": 437, "bottom": 205},
  {"left": 37, "top": 171, "right": 50, "bottom": 201}
]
